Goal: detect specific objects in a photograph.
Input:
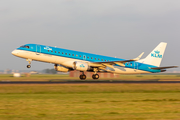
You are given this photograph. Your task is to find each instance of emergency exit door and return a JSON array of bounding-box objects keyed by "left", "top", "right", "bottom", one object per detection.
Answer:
[{"left": 36, "top": 45, "right": 41, "bottom": 55}]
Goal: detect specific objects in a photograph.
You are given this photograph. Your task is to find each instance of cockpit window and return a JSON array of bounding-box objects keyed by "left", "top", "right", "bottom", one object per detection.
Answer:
[{"left": 20, "top": 45, "right": 30, "bottom": 49}]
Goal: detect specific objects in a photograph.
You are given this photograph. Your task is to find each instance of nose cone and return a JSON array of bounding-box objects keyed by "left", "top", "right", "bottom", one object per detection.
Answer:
[{"left": 11, "top": 50, "right": 19, "bottom": 56}]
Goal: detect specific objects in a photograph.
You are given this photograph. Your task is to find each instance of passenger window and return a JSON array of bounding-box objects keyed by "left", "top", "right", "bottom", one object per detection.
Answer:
[
  {"left": 65, "top": 53, "right": 67, "bottom": 55},
  {"left": 80, "top": 55, "right": 81, "bottom": 57},
  {"left": 72, "top": 54, "right": 74, "bottom": 56},
  {"left": 91, "top": 57, "right": 93, "bottom": 59},
  {"left": 105, "top": 60, "right": 107, "bottom": 61},
  {"left": 98, "top": 58, "right": 100, "bottom": 60},
  {"left": 76, "top": 55, "right": 78, "bottom": 57},
  {"left": 62, "top": 52, "right": 64, "bottom": 54},
  {"left": 87, "top": 57, "right": 89, "bottom": 59},
  {"left": 84, "top": 56, "right": 86, "bottom": 58},
  {"left": 69, "top": 54, "right": 71, "bottom": 55},
  {"left": 55, "top": 51, "right": 57, "bottom": 53},
  {"left": 51, "top": 51, "right": 53, "bottom": 52},
  {"left": 95, "top": 58, "right": 97, "bottom": 60},
  {"left": 58, "top": 52, "right": 60, "bottom": 54},
  {"left": 102, "top": 59, "right": 103, "bottom": 61},
  {"left": 48, "top": 50, "right": 49, "bottom": 52}
]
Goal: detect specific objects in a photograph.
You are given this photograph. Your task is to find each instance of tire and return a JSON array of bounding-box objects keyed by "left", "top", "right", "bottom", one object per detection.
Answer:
[
  {"left": 80, "top": 75, "right": 86, "bottom": 80},
  {"left": 92, "top": 74, "right": 99, "bottom": 79},
  {"left": 27, "top": 65, "right": 31, "bottom": 68}
]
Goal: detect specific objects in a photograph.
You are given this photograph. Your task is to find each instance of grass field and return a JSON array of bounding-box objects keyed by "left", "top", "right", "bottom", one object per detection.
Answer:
[{"left": 0, "top": 83, "right": 180, "bottom": 120}]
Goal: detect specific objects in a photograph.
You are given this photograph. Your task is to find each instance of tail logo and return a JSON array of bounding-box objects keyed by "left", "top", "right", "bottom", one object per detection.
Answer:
[{"left": 151, "top": 50, "right": 162, "bottom": 58}]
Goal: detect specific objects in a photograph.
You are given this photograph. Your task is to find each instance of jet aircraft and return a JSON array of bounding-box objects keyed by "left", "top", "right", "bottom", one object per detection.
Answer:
[{"left": 12, "top": 42, "right": 177, "bottom": 80}]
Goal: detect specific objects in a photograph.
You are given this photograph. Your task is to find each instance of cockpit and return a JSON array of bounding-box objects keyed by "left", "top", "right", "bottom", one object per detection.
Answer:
[{"left": 20, "top": 45, "right": 30, "bottom": 49}]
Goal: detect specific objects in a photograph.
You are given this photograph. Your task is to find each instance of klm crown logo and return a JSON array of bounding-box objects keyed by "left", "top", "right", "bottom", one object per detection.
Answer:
[
  {"left": 80, "top": 64, "right": 85, "bottom": 68},
  {"left": 151, "top": 50, "right": 162, "bottom": 58},
  {"left": 44, "top": 46, "right": 52, "bottom": 51}
]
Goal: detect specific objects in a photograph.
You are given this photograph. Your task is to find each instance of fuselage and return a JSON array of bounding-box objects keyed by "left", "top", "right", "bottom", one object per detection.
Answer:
[{"left": 12, "top": 44, "right": 161, "bottom": 74}]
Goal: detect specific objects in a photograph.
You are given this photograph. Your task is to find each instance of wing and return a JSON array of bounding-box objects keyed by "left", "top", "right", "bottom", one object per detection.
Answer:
[
  {"left": 150, "top": 66, "right": 178, "bottom": 70},
  {"left": 89, "top": 52, "right": 144, "bottom": 69}
]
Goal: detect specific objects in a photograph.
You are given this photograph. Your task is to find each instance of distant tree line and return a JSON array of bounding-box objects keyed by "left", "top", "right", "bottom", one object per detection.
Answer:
[{"left": 42, "top": 69, "right": 57, "bottom": 74}]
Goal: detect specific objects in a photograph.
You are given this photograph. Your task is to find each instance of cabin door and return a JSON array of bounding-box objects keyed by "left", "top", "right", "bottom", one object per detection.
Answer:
[
  {"left": 36, "top": 45, "right": 41, "bottom": 55},
  {"left": 134, "top": 62, "right": 138, "bottom": 70}
]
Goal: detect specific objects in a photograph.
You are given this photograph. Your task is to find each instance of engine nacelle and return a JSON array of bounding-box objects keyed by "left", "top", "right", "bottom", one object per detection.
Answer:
[
  {"left": 54, "top": 65, "right": 69, "bottom": 72},
  {"left": 73, "top": 61, "right": 89, "bottom": 71}
]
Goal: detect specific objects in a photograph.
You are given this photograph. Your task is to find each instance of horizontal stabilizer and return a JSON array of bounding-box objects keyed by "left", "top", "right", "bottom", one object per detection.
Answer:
[{"left": 150, "top": 66, "right": 178, "bottom": 70}]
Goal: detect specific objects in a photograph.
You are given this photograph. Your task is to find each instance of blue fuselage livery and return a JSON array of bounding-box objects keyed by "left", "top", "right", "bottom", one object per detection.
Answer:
[{"left": 12, "top": 42, "right": 177, "bottom": 80}]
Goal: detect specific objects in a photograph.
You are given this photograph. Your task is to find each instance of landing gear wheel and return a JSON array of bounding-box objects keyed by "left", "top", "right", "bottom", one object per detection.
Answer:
[
  {"left": 92, "top": 74, "right": 99, "bottom": 79},
  {"left": 27, "top": 65, "right": 31, "bottom": 68},
  {"left": 79, "top": 75, "right": 86, "bottom": 80}
]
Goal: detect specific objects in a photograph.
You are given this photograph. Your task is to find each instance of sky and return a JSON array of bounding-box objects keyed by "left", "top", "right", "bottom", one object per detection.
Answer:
[{"left": 0, "top": 0, "right": 179, "bottom": 71}]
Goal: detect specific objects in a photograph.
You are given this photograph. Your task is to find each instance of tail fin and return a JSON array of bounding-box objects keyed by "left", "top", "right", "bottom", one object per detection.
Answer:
[{"left": 140, "top": 42, "right": 167, "bottom": 67}]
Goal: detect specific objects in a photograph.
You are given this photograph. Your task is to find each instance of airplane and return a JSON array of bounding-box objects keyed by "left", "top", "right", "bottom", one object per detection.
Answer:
[{"left": 12, "top": 42, "right": 178, "bottom": 80}]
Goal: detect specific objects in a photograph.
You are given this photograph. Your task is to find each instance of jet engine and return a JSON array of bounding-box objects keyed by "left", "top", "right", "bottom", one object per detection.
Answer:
[
  {"left": 54, "top": 65, "right": 69, "bottom": 72},
  {"left": 73, "top": 61, "right": 89, "bottom": 71}
]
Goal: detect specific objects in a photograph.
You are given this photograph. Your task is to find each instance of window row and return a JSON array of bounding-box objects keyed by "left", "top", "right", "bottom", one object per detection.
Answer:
[
  {"left": 124, "top": 62, "right": 133, "bottom": 66},
  {"left": 47, "top": 50, "right": 109, "bottom": 61}
]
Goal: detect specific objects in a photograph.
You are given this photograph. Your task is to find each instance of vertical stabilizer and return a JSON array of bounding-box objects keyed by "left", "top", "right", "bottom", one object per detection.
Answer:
[{"left": 141, "top": 42, "right": 167, "bottom": 67}]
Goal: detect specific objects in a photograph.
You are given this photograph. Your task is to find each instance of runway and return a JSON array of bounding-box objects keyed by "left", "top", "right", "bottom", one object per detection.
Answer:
[{"left": 1, "top": 80, "right": 180, "bottom": 84}]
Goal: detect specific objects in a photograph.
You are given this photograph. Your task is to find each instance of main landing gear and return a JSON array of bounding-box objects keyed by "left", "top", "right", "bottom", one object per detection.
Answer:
[
  {"left": 92, "top": 74, "right": 99, "bottom": 79},
  {"left": 92, "top": 68, "right": 99, "bottom": 79},
  {"left": 26, "top": 59, "right": 32, "bottom": 68},
  {"left": 79, "top": 68, "right": 100, "bottom": 80},
  {"left": 79, "top": 72, "right": 86, "bottom": 80}
]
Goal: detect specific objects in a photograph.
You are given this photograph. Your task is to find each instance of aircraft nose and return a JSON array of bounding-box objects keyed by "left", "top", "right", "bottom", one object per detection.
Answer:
[{"left": 11, "top": 50, "right": 19, "bottom": 56}]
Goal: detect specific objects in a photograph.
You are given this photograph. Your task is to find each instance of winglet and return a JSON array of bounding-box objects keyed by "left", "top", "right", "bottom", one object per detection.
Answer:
[{"left": 132, "top": 52, "right": 144, "bottom": 61}]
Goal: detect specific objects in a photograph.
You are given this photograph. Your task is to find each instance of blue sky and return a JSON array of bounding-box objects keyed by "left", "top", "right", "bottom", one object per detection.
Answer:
[{"left": 0, "top": 0, "right": 179, "bottom": 71}]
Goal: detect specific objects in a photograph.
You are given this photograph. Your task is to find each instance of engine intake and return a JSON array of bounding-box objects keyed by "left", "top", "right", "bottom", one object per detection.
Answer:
[{"left": 73, "top": 61, "right": 89, "bottom": 71}]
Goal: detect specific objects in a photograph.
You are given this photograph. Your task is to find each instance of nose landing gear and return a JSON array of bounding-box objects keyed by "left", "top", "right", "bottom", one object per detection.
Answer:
[
  {"left": 26, "top": 59, "right": 32, "bottom": 68},
  {"left": 27, "top": 65, "right": 31, "bottom": 68}
]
